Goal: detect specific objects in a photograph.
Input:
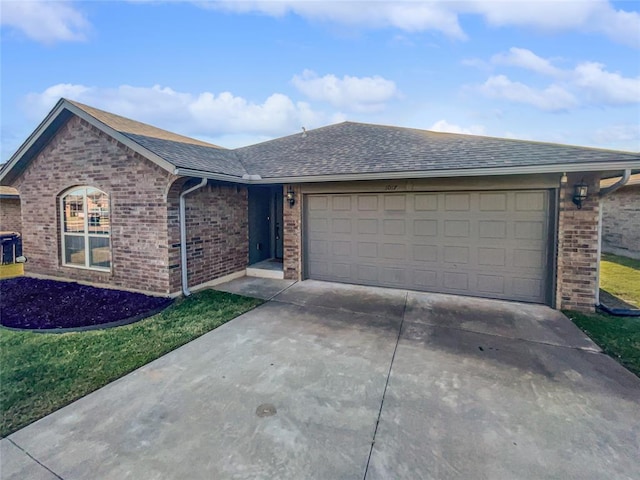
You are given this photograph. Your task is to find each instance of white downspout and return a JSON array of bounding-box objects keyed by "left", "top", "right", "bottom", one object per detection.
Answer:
[
  {"left": 600, "top": 169, "right": 631, "bottom": 198},
  {"left": 596, "top": 169, "right": 631, "bottom": 306},
  {"left": 180, "top": 178, "right": 207, "bottom": 296}
]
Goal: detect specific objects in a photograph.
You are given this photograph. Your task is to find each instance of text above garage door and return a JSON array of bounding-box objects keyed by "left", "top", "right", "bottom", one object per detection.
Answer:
[{"left": 305, "top": 190, "right": 551, "bottom": 304}]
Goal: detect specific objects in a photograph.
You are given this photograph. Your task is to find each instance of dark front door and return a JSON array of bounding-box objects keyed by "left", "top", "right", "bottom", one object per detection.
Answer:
[
  {"left": 273, "top": 189, "right": 284, "bottom": 259},
  {"left": 248, "top": 187, "right": 271, "bottom": 265}
]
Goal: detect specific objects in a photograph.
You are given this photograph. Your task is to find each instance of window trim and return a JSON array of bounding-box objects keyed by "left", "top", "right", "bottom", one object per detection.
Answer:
[{"left": 60, "top": 186, "right": 112, "bottom": 272}]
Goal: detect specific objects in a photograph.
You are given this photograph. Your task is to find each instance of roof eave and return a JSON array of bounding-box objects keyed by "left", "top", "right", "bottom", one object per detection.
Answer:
[{"left": 252, "top": 160, "right": 640, "bottom": 184}]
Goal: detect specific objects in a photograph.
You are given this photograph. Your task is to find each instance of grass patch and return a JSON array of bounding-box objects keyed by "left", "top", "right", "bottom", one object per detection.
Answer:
[
  {"left": 0, "top": 289, "right": 262, "bottom": 436},
  {"left": 0, "top": 263, "right": 23, "bottom": 280},
  {"left": 567, "top": 310, "right": 640, "bottom": 377},
  {"left": 600, "top": 253, "right": 640, "bottom": 307}
]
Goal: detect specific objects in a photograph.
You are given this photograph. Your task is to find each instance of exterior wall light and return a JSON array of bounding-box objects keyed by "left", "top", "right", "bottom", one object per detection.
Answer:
[
  {"left": 572, "top": 180, "right": 588, "bottom": 209},
  {"left": 286, "top": 186, "right": 296, "bottom": 207}
]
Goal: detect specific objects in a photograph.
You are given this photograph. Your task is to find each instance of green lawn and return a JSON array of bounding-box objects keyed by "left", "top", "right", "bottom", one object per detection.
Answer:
[
  {"left": 567, "top": 311, "right": 640, "bottom": 377},
  {"left": 566, "top": 253, "right": 640, "bottom": 378},
  {"left": 0, "top": 289, "right": 262, "bottom": 437},
  {"left": 600, "top": 253, "right": 640, "bottom": 308}
]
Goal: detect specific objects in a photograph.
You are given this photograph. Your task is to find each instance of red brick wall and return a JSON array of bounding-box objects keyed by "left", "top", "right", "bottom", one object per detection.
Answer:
[
  {"left": 555, "top": 173, "right": 601, "bottom": 312},
  {"left": 601, "top": 186, "right": 640, "bottom": 260},
  {"left": 167, "top": 180, "right": 248, "bottom": 293},
  {"left": 11, "top": 116, "right": 176, "bottom": 294},
  {"left": 0, "top": 198, "right": 22, "bottom": 233},
  {"left": 283, "top": 184, "right": 302, "bottom": 280}
]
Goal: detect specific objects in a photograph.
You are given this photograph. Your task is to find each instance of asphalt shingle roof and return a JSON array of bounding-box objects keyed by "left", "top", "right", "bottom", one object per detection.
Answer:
[
  {"left": 235, "top": 122, "right": 640, "bottom": 179},
  {"left": 69, "top": 100, "right": 247, "bottom": 177},
  {"left": 58, "top": 101, "right": 640, "bottom": 180},
  {"left": 123, "top": 133, "right": 245, "bottom": 177}
]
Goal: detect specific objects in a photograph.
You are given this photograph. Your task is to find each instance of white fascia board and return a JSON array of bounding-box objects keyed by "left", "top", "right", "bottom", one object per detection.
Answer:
[
  {"left": 175, "top": 159, "right": 640, "bottom": 185},
  {"left": 0, "top": 99, "right": 69, "bottom": 184},
  {"left": 253, "top": 160, "right": 640, "bottom": 184},
  {"left": 174, "top": 168, "right": 248, "bottom": 183}
]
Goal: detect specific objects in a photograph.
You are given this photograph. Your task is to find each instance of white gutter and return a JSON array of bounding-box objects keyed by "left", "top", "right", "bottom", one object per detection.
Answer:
[
  {"left": 174, "top": 161, "right": 640, "bottom": 185},
  {"left": 179, "top": 178, "right": 207, "bottom": 296},
  {"left": 600, "top": 169, "right": 631, "bottom": 197}
]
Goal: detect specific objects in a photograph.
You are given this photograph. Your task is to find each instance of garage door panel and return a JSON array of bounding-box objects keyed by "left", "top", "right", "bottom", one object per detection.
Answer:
[
  {"left": 444, "top": 246, "right": 469, "bottom": 264},
  {"left": 445, "top": 193, "right": 471, "bottom": 211},
  {"left": 357, "top": 195, "right": 378, "bottom": 210},
  {"left": 332, "top": 241, "right": 351, "bottom": 256},
  {"left": 443, "top": 271, "right": 469, "bottom": 291},
  {"left": 414, "top": 194, "right": 438, "bottom": 211},
  {"left": 332, "top": 196, "right": 352, "bottom": 210},
  {"left": 515, "top": 221, "right": 544, "bottom": 240},
  {"left": 444, "top": 220, "right": 470, "bottom": 237},
  {"left": 479, "top": 220, "right": 506, "bottom": 238},
  {"left": 358, "top": 219, "right": 378, "bottom": 234},
  {"left": 382, "top": 267, "right": 406, "bottom": 285},
  {"left": 414, "top": 269, "right": 438, "bottom": 287},
  {"left": 383, "top": 243, "right": 407, "bottom": 260},
  {"left": 515, "top": 192, "right": 545, "bottom": 211},
  {"left": 479, "top": 192, "right": 508, "bottom": 211},
  {"left": 383, "top": 219, "right": 406, "bottom": 235},
  {"left": 476, "top": 274, "right": 505, "bottom": 294},
  {"left": 414, "top": 219, "right": 438, "bottom": 236},
  {"left": 331, "top": 218, "right": 352, "bottom": 234},
  {"left": 305, "top": 190, "right": 549, "bottom": 304},
  {"left": 478, "top": 247, "right": 506, "bottom": 267},
  {"left": 413, "top": 245, "right": 438, "bottom": 262}
]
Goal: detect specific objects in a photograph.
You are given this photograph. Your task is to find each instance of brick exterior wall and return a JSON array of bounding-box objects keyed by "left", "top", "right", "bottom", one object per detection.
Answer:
[
  {"left": 601, "top": 185, "right": 640, "bottom": 260},
  {"left": 555, "top": 173, "right": 601, "bottom": 313},
  {"left": 283, "top": 184, "right": 302, "bottom": 280},
  {"left": 11, "top": 116, "right": 176, "bottom": 294},
  {"left": 9, "top": 115, "right": 253, "bottom": 295},
  {"left": 0, "top": 198, "right": 21, "bottom": 233},
  {"left": 166, "top": 180, "right": 248, "bottom": 293}
]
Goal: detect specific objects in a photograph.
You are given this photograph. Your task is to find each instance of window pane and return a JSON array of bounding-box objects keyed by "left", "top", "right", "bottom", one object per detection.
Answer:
[
  {"left": 89, "top": 236, "right": 110, "bottom": 269},
  {"left": 87, "top": 189, "right": 110, "bottom": 234},
  {"left": 64, "top": 235, "right": 86, "bottom": 266},
  {"left": 63, "top": 191, "right": 85, "bottom": 233}
]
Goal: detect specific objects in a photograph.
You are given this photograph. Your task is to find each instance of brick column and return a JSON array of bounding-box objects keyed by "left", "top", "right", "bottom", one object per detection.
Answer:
[
  {"left": 555, "top": 173, "right": 600, "bottom": 312},
  {"left": 283, "top": 184, "right": 302, "bottom": 280}
]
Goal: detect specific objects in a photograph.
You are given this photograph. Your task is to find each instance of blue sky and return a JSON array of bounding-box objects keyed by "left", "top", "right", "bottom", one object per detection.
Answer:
[{"left": 1, "top": 0, "right": 639, "bottom": 162}]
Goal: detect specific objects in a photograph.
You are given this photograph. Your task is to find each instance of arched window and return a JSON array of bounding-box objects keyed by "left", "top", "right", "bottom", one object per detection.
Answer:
[{"left": 60, "top": 187, "right": 111, "bottom": 270}]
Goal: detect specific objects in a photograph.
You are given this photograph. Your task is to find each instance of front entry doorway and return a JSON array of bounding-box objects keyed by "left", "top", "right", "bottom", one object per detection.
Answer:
[{"left": 248, "top": 186, "right": 284, "bottom": 265}]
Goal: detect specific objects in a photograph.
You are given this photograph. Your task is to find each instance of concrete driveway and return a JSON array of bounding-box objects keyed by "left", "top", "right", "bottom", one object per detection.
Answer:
[{"left": 2, "top": 279, "right": 639, "bottom": 479}]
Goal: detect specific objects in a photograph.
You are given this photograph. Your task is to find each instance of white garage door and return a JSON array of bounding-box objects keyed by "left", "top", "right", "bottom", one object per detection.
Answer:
[{"left": 305, "top": 190, "right": 551, "bottom": 304}]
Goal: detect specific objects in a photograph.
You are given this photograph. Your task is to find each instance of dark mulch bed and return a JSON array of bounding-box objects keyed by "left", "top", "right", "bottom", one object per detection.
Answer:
[{"left": 0, "top": 277, "right": 172, "bottom": 330}]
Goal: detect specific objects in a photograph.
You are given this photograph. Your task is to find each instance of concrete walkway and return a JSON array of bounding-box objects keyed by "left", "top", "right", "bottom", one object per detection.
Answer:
[{"left": 2, "top": 279, "right": 639, "bottom": 479}]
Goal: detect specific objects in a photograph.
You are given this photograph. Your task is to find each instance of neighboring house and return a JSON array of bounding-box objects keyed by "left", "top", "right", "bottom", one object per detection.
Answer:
[
  {"left": 0, "top": 186, "right": 21, "bottom": 234},
  {"left": 1, "top": 99, "right": 639, "bottom": 312},
  {"left": 601, "top": 174, "right": 640, "bottom": 259}
]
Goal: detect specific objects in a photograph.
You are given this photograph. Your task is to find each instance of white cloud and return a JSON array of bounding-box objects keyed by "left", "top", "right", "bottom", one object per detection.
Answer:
[
  {"left": 475, "top": 48, "right": 640, "bottom": 110},
  {"left": 23, "top": 83, "right": 337, "bottom": 140},
  {"left": 479, "top": 75, "right": 579, "bottom": 111},
  {"left": 1, "top": 0, "right": 90, "bottom": 44},
  {"left": 594, "top": 124, "right": 640, "bottom": 148},
  {"left": 574, "top": 62, "right": 640, "bottom": 105},
  {"left": 291, "top": 70, "right": 399, "bottom": 112},
  {"left": 205, "top": 1, "right": 466, "bottom": 39},
  {"left": 464, "top": 0, "right": 640, "bottom": 48},
  {"left": 429, "top": 120, "right": 486, "bottom": 136},
  {"left": 491, "top": 48, "right": 563, "bottom": 77},
  {"left": 194, "top": 0, "right": 639, "bottom": 47}
]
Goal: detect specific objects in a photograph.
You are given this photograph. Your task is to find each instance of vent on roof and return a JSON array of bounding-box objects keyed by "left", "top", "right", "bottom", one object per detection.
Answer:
[{"left": 301, "top": 127, "right": 307, "bottom": 138}]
